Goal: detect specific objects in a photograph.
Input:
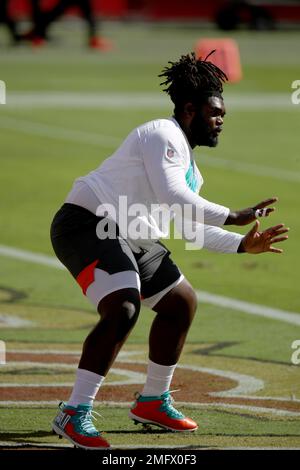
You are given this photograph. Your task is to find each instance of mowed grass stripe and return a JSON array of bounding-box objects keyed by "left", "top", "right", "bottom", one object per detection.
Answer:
[
  {"left": 1, "top": 114, "right": 299, "bottom": 183},
  {"left": 1, "top": 407, "right": 300, "bottom": 448},
  {"left": 0, "top": 244, "right": 300, "bottom": 325}
]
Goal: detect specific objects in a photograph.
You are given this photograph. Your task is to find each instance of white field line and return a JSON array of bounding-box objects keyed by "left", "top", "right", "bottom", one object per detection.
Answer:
[
  {"left": 6, "top": 349, "right": 139, "bottom": 359},
  {"left": 5, "top": 91, "right": 296, "bottom": 110},
  {"left": 1, "top": 115, "right": 300, "bottom": 183},
  {"left": 115, "top": 359, "right": 264, "bottom": 398},
  {"left": 196, "top": 291, "right": 300, "bottom": 327},
  {"left": 0, "top": 244, "right": 64, "bottom": 269},
  {"left": 177, "top": 364, "right": 264, "bottom": 397},
  {"left": 0, "top": 400, "right": 299, "bottom": 418},
  {"left": 0, "top": 350, "right": 300, "bottom": 406},
  {"left": 220, "top": 395, "right": 300, "bottom": 404},
  {"left": 6, "top": 92, "right": 170, "bottom": 109},
  {"left": 7, "top": 349, "right": 81, "bottom": 355},
  {"left": 0, "top": 116, "right": 119, "bottom": 149},
  {"left": 3, "top": 350, "right": 300, "bottom": 410},
  {"left": 0, "top": 362, "right": 146, "bottom": 387},
  {"left": 1, "top": 360, "right": 262, "bottom": 396},
  {"left": 0, "top": 314, "right": 34, "bottom": 327},
  {"left": 0, "top": 355, "right": 265, "bottom": 399},
  {"left": 195, "top": 153, "right": 300, "bottom": 183},
  {"left": 177, "top": 402, "right": 300, "bottom": 417},
  {"left": 0, "top": 244, "right": 299, "bottom": 326},
  {"left": 0, "top": 357, "right": 266, "bottom": 401}
]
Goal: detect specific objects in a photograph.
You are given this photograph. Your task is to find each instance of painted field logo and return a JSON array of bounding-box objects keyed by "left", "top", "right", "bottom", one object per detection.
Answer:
[
  {"left": 291, "top": 340, "right": 300, "bottom": 365},
  {"left": 0, "top": 340, "right": 6, "bottom": 364},
  {"left": 0, "top": 80, "right": 6, "bottom": 105}
]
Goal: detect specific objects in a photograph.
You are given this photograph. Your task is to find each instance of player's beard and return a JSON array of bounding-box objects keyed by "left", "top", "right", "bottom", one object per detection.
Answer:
[{"left": 190, "top": 113, "right": 218, "bottom": 148}]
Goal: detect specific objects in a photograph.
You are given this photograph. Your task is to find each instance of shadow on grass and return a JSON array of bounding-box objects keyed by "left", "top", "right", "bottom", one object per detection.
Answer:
[
  {"left": 0, "top": 430, "right": 54, "bottom": 441},
  {"left": 104, "top": 428, "right": 170, "bottom": 435}
]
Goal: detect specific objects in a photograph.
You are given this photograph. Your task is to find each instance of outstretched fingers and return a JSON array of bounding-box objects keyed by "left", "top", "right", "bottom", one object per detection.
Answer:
[
  {"left": 268, "top": 233, "right": 289, "bottom": 253},
  {"left": 263, "top": 224, "right": 289, "bottom": 236},
  {"left": 255, "top": 197, "right": 278, "bottom": 209},
  {"left": 270, "top": 236, "right": 289, "bottom": 244},
  {"left": 271, "top": 228, "right": 290, "bottom": 236},
  {"left": 268, "top": 247, "right": 283, "bottom": 254},
  {"left": 266, "top": 223, "right": 285, "bottom": 231}
]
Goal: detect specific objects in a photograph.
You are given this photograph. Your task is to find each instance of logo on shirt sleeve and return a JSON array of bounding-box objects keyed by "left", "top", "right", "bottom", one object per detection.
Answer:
[{"left": 166, "top": 148, "right": 175, "bottom": 158}]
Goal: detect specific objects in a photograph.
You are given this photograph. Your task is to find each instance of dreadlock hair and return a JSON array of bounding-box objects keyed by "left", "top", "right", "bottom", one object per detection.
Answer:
[{"left": 159, "top": 51, "right": 228, "bottom": 114}]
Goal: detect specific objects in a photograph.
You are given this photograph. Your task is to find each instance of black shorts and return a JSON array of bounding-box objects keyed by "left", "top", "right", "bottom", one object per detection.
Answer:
[{"left": 50, "top": 203, "right": 183, "bottom": 309}]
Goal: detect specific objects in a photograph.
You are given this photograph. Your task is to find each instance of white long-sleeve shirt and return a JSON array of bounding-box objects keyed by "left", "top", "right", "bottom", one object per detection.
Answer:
[{"left": 66, "top": 117, "right": 243, "bottom": 253}]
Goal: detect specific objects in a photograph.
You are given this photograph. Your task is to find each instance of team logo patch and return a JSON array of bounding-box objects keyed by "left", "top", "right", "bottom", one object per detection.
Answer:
[{"left": 167, "top": 148, "right": 175, "bottom": 158}]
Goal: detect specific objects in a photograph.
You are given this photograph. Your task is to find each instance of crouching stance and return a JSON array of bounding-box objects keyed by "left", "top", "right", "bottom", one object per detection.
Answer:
[{"left": 50, "top": 52, "right": 288, "bottom": 449}]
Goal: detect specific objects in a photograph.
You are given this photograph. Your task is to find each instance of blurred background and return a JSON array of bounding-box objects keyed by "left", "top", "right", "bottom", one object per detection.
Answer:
[{"left": 0, "top": 0, "right": 299, "bottom": 353}]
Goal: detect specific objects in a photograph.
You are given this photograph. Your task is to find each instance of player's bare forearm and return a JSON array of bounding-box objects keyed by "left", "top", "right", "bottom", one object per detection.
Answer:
[{"left": 224, "top": 197, "right": 278, "bottom": 226}]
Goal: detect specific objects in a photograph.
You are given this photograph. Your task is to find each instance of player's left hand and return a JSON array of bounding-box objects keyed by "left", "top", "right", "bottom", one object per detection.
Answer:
[
  {"left": 238, "top": 220, "right": 289, "bottom": 254},
  {"left": 225, "top": 197, "right": 278, "bottom": 226}
]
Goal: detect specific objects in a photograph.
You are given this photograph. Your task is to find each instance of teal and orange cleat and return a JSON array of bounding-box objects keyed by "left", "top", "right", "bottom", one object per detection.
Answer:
[
  {"left": 128, "top": 391, "right": 198, "bottom": 432},
  {"left": 52, "top": 402, "right": 110, "bottom": 450}
]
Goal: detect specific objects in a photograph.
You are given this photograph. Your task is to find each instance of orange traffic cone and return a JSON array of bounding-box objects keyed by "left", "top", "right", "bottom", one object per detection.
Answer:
[{"left": 195, "top": 38, "right": 242, "bottom": 83}]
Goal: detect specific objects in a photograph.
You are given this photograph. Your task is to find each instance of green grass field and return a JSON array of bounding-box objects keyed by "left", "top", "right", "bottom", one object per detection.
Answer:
[{"left": 0, "top": 22, "right": 300, "bottom": 450}]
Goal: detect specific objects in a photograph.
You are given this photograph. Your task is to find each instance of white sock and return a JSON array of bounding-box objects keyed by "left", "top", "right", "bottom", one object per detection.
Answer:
[
  {"left": 142, "top": 360, "right": 177, "bottom": 397},
  {"left": 67, "top": 368, "right": 105, "bottom": 407}
]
